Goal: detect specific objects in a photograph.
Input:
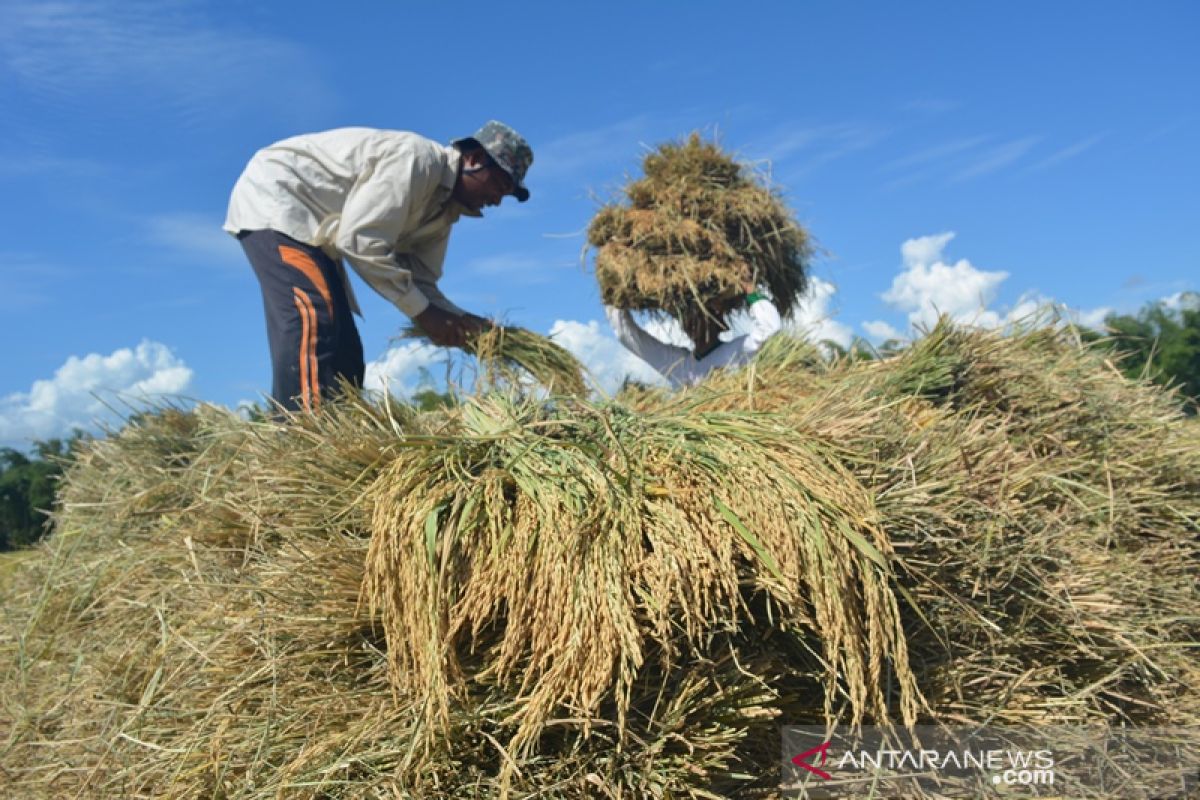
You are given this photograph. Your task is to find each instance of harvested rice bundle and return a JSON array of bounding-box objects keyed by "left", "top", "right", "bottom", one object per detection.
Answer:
[
  {"left": 660, "top": 319, "right": 1200, "bottom": 737},
  {"left": 588, "top": 133, "right": 812, "bottom": 326},
  {"left": 5, "top": 320, "right": 1200, "bottom": 798},
  {"left": 401, "top": 323, "right": 588, "bottom": 396},
  {"left": 363, "top": 394, "right": 918, "bottom": 763}
]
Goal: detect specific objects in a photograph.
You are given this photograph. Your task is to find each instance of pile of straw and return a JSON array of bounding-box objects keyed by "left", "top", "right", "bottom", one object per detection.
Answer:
[
  {"left": 687, "top": 319, "right": 1200, "bottom": 730},
  {"left": 587, "top": 133, "right": 812, "bottom": 326},
  {"left": 2, "top": 320, "right": 1198, "bottom": 798}
]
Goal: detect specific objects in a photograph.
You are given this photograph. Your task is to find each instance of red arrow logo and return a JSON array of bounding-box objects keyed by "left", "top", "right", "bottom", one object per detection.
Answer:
[{"left": 791, "top": 740, "right": 833, "bottom": 780}]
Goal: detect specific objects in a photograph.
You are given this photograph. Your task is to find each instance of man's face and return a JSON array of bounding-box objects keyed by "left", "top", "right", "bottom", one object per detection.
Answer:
[{"left": 453, "top": 150, "right": 515, "bottom": 213}]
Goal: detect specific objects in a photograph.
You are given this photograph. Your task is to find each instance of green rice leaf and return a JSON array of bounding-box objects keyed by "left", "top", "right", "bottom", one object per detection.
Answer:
[
  {"left": 714, "top": 496, "right": 786, "bottom": 585},
  {"left": 834, "top": 517, "right": 888, "bottom": 570}
]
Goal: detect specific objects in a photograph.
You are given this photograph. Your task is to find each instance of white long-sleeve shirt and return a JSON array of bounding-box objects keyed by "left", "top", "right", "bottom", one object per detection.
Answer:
[
  {"left": 224, "top": 127, "right": 475, "bottom": 318},
  {"left": 604, "top": 299, "right": 782, "bottom": 388}
]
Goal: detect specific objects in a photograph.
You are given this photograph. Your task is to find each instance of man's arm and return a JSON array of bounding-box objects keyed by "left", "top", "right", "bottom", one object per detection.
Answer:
[
  {"left": 414, "top": 275, "right": 466, "bottom": 316},
  {"left": 740, "top": 293, "right": 783, "bottom": 355},
  {"left": 604, "top": 306, "right": 691, "bottom": 377},
  {"left": 404, "top": 213, "right": 493, "bottom": 345},
  {"left": 335, "top": 147, "right": 440, "bottom": 318}
]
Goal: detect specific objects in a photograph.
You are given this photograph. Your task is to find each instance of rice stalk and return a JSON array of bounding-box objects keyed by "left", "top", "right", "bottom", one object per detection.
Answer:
[{"left": 400, "top": 324, "right": 589, "bottom": 397}]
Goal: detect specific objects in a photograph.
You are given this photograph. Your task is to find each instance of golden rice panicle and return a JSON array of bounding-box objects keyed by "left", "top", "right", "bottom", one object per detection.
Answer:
[
  {"left": 471, "top": 324, "right": 589, "bottom": 396},
  {"left": 363, "top": 395, "right": 919, "bottom": 758}
]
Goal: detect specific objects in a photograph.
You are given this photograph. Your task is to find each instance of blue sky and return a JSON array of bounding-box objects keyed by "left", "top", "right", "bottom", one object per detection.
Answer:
[{"left": 1, "top": 0, "right": 1197, "bottom": 447}]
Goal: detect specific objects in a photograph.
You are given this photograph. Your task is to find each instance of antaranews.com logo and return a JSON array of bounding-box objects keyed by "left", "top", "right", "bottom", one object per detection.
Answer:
[
  {"left": 782, "top": 726, "right": 1200, "bottom": 798},
  {"left": 792, "top": 738, "right": 1055, "bottom": 787}
]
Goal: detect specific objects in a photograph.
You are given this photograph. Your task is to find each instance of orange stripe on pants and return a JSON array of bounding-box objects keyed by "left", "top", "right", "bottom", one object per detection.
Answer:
[
  {"left": 280, "top": 245, "right": 335, "bottom": 320},
  {"left": 302, "top": 292, "right": 320, "bottom": 408},
  {"left": 292, "top": 288, "right": 320, "bottom": 410}
]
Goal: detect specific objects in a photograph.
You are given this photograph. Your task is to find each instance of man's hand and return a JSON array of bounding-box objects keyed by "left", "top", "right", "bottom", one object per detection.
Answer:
[
  {"left": 413, "top": 306, "right": 492, "bottom": 348},
  {"left": 460, "top": 312, "right": 494, "bottom": 337}
]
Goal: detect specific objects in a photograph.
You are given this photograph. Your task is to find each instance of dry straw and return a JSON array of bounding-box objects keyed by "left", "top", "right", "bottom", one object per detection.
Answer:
[
  {"left": 400, "top": 324, "right": 589, "bottom": 397},
  {"left": 361, "top": 395, "right": 917, "bottom": 762},
  {"left": 2, "top": 320, "right": 1198, "bottom": 798},
  {"left": 588, "top": 133, "right": 812, "bottom": 329}
]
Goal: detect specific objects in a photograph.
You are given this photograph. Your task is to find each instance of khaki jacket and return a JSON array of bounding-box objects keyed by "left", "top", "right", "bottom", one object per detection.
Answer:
[{"left": 225, "top": 127, "right": 477, "bottom": 318}]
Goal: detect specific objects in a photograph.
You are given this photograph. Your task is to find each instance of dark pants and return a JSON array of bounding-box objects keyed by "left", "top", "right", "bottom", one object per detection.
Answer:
[{"left": 239, "top": 230, "right": 364, "bottom": 412}]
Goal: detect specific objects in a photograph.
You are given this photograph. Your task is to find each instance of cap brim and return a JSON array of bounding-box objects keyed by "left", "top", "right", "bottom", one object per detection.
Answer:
[
  {"left": 487, "top": 153, "right": 530, "bottom": 202},
  {"left": 454, "top": 136, "right": 530, "bottom": 201}
]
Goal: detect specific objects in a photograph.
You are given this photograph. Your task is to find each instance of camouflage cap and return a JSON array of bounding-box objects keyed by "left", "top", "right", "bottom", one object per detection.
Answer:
[{"left": 454, "top": 120, "right": 533, "bottom": 202}]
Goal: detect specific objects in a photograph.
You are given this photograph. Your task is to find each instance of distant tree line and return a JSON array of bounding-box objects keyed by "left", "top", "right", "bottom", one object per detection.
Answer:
[
  {"left": 0, "top": 436, "right": 84, "bottom": 551},
  {"left": 1088, "top": 292, "right": 1200, "bottom": 413}
]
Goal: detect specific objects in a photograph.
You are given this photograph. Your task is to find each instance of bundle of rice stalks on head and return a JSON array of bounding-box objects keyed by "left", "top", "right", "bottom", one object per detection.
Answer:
[
  {"left": 588, "top": 132, "right": 812, "bottom": 330},
  {"left": 401, "top": 323, "right": 589, "bottom": 397}
]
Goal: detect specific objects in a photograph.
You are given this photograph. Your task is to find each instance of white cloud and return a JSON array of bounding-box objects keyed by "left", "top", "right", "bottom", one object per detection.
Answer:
[
  {"left": 781, "top": 277, "right": 854, "bottom": 348},
  {"left": 548, "top": 319, "right": 666, "bottom": 394},
  {"left": 899, "top": 232, "right": 955, "bottom": 272},
  {"left": 1162, "top": 291, "right": 1200, "bottom": 312},
  {"left": 363, "top": 342, "right": 446, "bottom": 398},
  {"left": 367, "top": 321, "right": 672, "bottom": 399},
  {"left": 0, "top": 341, "right": 193, "bottom": 447},
  {"left": 862, "top": 320, "right": 902, "bottom": 342},
  {"left": 1004, "top": 293, "right": 1113, "bottom": 333},
  {"left": 145, "top": 213, "right": 244, "bottom": 268},
  {"left": 232, "top": 399, "right": 260, "bottom": 419},
  {"left": 1070, "top": 305, "right": 1113, "bottom": 330},
  {"left": 883, "top": 232, "right": 1009, "bottom": 329},
  {"left": 881, "top": 136, "right": 991, "bottom": 173},
  {"left": 878, "top": 233, "right": 1117, "bottom": 335},
  {"left": 749, "top": 122, "right": 886, "bottom": 167},
  {"left": 1005, "top": 291, "right": 1051, "bottom": 324},
  {"left": 633, "top": 281, "right": 854, "bottom": 352}
]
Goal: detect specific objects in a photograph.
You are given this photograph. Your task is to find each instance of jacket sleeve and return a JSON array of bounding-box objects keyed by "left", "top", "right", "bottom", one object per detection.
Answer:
[
  {"left": 741, "top": 297, "right": 783, "bottom": 355},
  {"left": 409, "top": 230, "right": 466, "bottom": 314},
  {"left": 335, "top": 147, "right": 440, "bottom": 319},
  {"left": 414, "top": 275, "right": 466, "bottom": 316},
  {"left": 604, "top": 306, "right": 690, "bottom": 375}
]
